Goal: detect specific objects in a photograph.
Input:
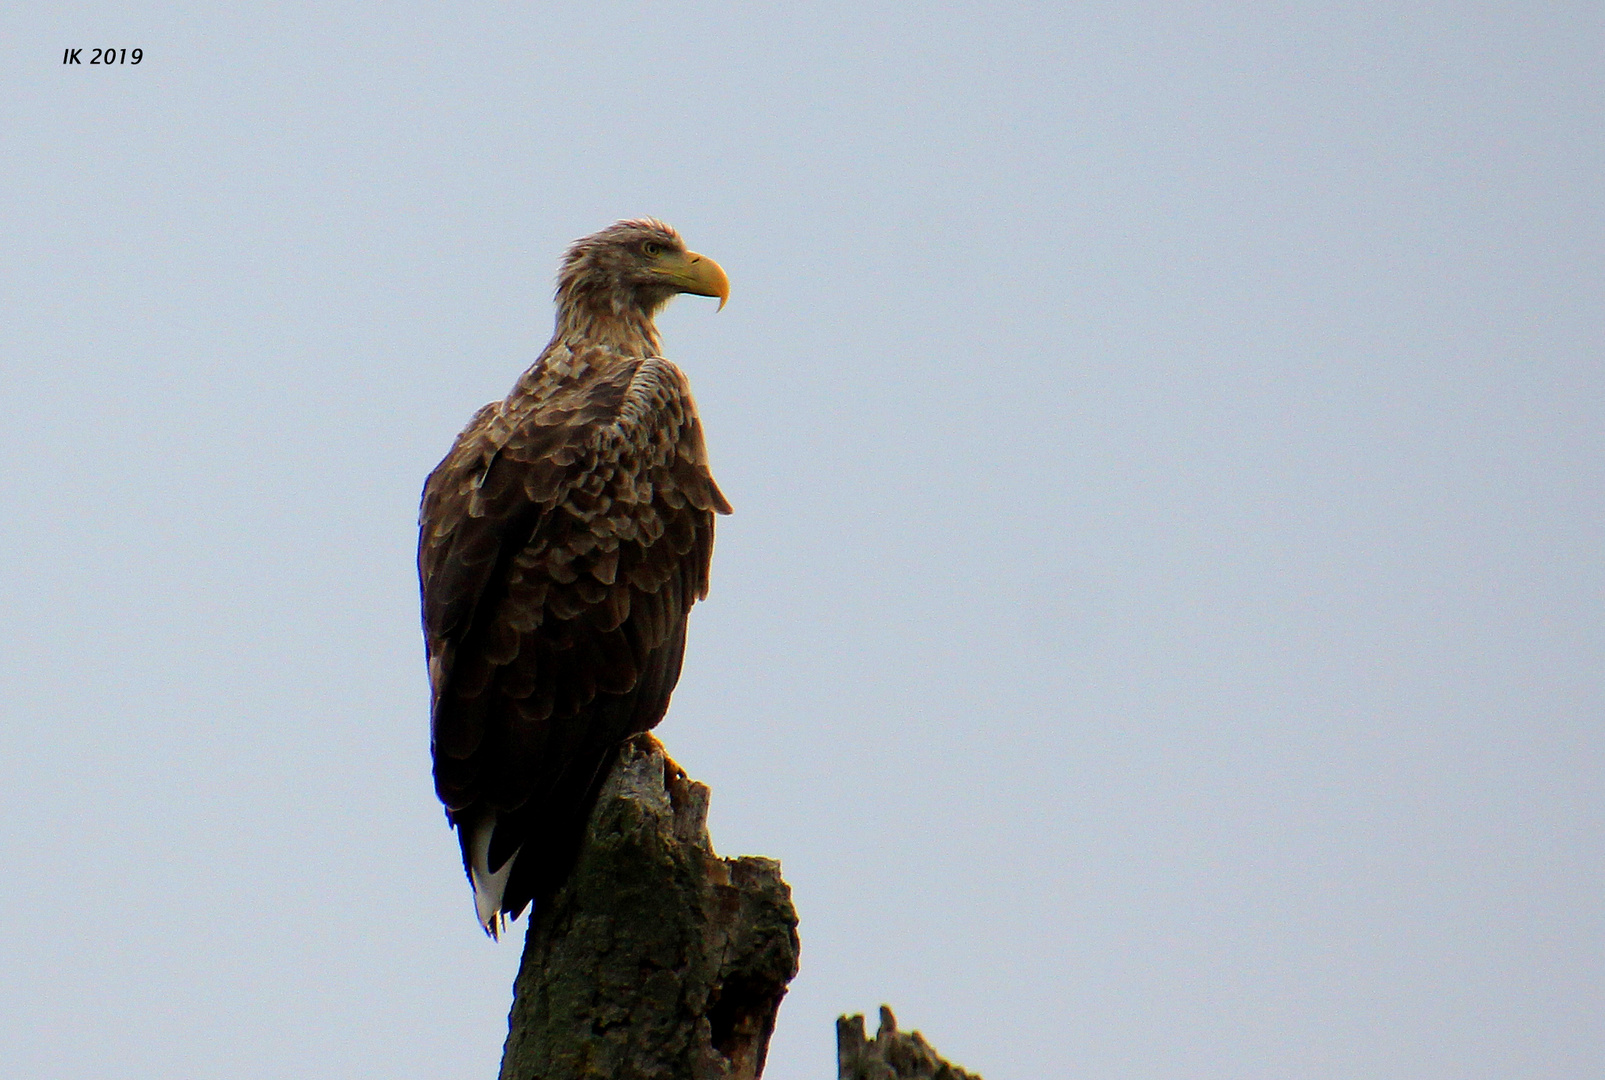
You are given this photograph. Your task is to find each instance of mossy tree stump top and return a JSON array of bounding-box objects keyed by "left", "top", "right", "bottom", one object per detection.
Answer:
[{"left": 499, "top": 735, "right": 800, "bottom": 1080}]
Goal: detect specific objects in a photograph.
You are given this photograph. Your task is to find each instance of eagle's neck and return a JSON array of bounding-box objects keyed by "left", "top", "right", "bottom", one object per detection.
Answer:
[
  {"left": 551, "top": 287, "right": 664, "bottom": 357},
  {"left": 516, "top": 300, "right": 661, "bottom": 399}
]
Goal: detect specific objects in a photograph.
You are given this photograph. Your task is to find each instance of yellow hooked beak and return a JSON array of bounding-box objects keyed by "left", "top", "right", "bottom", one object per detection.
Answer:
[{"left": 659, "top": 250, "right": 729, "bottom": 310}]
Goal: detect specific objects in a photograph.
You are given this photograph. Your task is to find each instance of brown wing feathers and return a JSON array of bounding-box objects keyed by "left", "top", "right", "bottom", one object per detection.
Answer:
[{"left": 420, "top": 347, "right": 726, "bottom": 927}]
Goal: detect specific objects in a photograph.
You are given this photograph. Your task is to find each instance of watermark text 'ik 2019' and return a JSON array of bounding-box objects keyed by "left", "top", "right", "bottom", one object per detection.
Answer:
[{"left": 63, "top": 48, "right": 143, "bottom": 65}]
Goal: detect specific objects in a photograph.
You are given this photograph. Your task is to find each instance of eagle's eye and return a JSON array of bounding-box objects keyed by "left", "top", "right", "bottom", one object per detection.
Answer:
[{"left": 643, "top": 241, "right": 663, "bottom": 257}]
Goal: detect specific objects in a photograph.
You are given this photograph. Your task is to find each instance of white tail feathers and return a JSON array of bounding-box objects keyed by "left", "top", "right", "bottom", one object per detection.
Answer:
[{"left": 468, "top": 814, "right": 520, "bottom": 939}]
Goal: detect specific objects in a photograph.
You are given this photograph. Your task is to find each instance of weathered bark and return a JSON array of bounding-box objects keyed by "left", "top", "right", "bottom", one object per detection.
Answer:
[
  {"left": 837, "top": 1007, "right": 982, "bottom": 1080},
  {"left": 499, "top": 734, "right": 800, "bottom": 1080}
]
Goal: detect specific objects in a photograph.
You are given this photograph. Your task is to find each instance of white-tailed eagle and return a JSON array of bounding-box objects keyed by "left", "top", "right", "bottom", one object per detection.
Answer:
[{"left": 419, "top": 219, "right": 730, "bottom": 935}]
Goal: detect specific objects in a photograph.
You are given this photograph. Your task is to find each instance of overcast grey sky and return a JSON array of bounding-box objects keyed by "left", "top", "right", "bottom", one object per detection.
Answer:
[{"left": 2, "top": 4, "right": 1601, "bottom": 1078}]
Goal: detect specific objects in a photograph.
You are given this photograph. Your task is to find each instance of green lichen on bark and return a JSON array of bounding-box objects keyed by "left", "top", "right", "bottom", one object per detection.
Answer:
[{"left": 498, "top": 735, "right": 799, "bottom": 1080}]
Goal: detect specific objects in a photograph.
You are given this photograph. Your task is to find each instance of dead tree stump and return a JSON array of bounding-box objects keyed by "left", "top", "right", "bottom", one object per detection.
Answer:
[
  {"left": 498, "top": 735, "right": 800, "bottom": 1080},
  {"left": 837, "top": 1007, "right": 982, "bottom": 1080}
]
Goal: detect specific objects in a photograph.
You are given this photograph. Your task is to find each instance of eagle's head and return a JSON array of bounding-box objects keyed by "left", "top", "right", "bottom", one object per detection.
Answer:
[{"left": 555, "top": 219, "right": 729, "bottom": 322}]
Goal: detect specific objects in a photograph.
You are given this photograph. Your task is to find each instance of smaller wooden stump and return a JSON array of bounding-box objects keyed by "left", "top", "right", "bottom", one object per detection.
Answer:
[
  {"left": 837, "top": 1007, "right": 982, "bottom": 1080},
  {"left": 499, "top": 735, "right": 800, "bottom": 1080}
]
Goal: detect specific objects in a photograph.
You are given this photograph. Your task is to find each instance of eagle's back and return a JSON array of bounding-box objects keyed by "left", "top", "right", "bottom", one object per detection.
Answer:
[{"left": 419, "top": 341, "right": 728, "bottom": 928}]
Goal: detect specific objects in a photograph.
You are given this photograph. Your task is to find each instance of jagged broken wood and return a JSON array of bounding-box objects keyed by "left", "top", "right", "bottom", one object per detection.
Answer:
[
  {"left": 837, "top": 1007, "right": 982, "bottom": 1080},
  {"left": 498, "top": 734, "right": 800, "bottom": 1080}
]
